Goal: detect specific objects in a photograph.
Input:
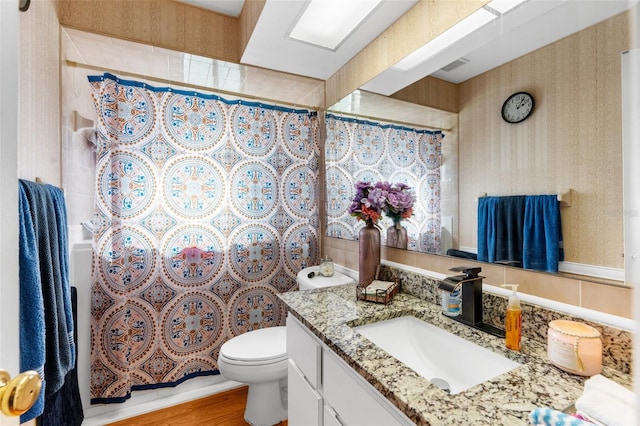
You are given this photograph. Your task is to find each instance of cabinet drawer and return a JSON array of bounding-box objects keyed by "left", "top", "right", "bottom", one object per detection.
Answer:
[
  {"left": 288, "top": 360, "right": 322, "bottom": 426},
  {"left": 287, "top": 314, "right": 322, "bottom": 388},
  {"left": 323, "top": 350, "right": 407, "bottom": 426}
]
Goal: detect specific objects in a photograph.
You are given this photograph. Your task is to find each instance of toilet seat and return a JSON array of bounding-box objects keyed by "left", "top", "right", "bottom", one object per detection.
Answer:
[{"left": 220, "top": 326, "right": 287, "bottom": 364}]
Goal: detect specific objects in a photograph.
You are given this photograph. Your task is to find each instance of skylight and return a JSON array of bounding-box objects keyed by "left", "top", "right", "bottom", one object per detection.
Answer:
[{"left": 288, "top": 0, "right": 383, "bottom": 50}]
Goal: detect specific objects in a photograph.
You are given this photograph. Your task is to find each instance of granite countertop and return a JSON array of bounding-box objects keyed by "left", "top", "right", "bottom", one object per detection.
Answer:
[{"left": 278, "top": 283, "right": 632, "bottom": 426}]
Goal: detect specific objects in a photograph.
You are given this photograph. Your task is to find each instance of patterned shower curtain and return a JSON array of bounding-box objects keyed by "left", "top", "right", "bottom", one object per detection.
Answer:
[
  {"left": 324, "top": 113, "right": 444, "bottom": 252},
  {"left": 88, "top": 73, "right": 319, "bottom": 403}
]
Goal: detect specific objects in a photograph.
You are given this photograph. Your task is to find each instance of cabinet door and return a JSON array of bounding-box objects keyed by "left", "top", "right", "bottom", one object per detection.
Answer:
[
  {"left": 288, "top": 360, "right": 322, "bottom": 426},
  {"left": 287, "top": 314, "right": 322, "bottom": 388},
  {"left": 323, "top": 351, "right": 409, "bottom": 426},
  {"left": 323, "top": 405, "right": 343, "bottom": 426}
]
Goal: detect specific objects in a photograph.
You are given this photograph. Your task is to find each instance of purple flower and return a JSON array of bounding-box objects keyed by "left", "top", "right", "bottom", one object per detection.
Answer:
[
  {"left": 375, "top": 181, "right": 392, "bottom": 191},
  {"left": 367, "top": 188, "right": 387, "bottom": 211},
  {"left": 350, "top": 181, "right": 415, "bottom": 225},
  {"left": 355, "top": 181, "right": 371, "bottom": 190},
  {"left": 349, "top": 181, "right": 386, "bottom": 224},
  {"left": 385, "top": 183, "right": 415, "bottom": 222}
]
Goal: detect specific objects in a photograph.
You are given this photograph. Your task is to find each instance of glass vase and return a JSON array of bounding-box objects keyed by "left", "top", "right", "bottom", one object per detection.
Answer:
[
  {"left": 359, "top": 221, "right": 380, "bottom": 286},
  {"left": 386, "top": 220, "right": 408, "bottom": 250}
]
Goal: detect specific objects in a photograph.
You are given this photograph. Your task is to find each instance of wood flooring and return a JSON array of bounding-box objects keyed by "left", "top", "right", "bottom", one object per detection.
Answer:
[{"left": 106, "top": 386, "right": 288, "bottom": 426}]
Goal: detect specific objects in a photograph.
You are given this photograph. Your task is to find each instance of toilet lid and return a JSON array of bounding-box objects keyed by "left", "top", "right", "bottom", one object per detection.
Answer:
[{"left": 220, "top": 326, "right": 287, "bottom": 362}]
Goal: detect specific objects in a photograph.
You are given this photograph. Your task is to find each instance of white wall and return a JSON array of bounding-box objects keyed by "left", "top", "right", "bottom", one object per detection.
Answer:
[{"left": 0, "top": 0, "right": 21, "bottom": 424}]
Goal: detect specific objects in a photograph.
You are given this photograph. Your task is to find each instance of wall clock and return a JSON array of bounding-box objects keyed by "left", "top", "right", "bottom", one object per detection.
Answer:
[{"left": 501, "top": 92, "right": 534, "bottom": 123}]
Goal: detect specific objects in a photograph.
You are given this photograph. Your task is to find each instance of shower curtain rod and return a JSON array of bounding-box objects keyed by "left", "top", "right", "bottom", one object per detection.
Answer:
[
  {"left": 325, "top": 109, "right": 453, "bottom": 132},
  {"left": 66, "top": 60, "right": 320, "bottom": 112}
]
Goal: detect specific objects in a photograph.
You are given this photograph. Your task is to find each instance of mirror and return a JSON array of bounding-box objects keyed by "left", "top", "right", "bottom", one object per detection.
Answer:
[
  {"left": 325, "top": 90, "right": 458, "bottom": 254},
  {"left": 325, "top": 4, "right": 633, "bottom": 284}
]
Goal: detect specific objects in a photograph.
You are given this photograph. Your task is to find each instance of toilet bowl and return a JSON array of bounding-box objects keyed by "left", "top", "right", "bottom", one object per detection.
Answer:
[
  {"left": 218, "top": 326, "right": 288, "bottom": 426},
  {"left": 218, "top": 266, "right": 353, "bottom": 425}
]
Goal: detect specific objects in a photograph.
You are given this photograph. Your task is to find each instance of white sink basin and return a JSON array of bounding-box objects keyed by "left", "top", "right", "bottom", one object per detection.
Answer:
[{"left": 354, "top": 316, "right": 521, "bottom": 394}]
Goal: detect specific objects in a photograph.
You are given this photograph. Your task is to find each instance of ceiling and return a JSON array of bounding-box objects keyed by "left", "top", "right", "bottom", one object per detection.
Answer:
[
  {"left": 64, "top": 0, "right": 638, "bottom": 115},
  {"left": 178, "top": 0, "right": 638, "bottom": 95},
  {"left": 179, "top": 0, "right": 418, "bottom": 80}
]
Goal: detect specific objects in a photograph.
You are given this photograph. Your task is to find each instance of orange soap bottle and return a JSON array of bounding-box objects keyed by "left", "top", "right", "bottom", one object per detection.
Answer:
[{"left": 502, "top": 284, "right": 522, "bottom": 351}]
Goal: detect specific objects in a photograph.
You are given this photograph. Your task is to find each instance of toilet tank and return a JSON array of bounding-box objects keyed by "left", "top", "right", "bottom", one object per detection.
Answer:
[{"left": 296, "top": 266, "right": 353, "bottom": 290}]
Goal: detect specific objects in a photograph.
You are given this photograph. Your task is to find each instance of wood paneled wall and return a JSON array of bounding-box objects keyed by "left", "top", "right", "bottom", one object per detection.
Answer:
[
  {"left": 239, "top": 0, "right": 266, "bottom": 57},
  {"left": 391, "top": 75, "right": 459, "bottom": 113},
  {"left": 57, "top": 0, "right": 241, "bottom": 63},
  {"left": 458, "top": 11, "right": 631, "bottom": 270}
]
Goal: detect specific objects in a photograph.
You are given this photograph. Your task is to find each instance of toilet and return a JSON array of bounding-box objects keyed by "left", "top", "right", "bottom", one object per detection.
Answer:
[{"left": 217, "top": 266, "right": 352, "bottom": 426}]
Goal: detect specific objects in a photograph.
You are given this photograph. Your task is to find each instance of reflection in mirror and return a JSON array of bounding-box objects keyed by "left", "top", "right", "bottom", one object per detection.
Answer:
[
  {"left": 325, "top": 90, "right": 458, "bottom": 254},
  {"left": 326, "top": 3, "right": 637, "bottom": 285}
]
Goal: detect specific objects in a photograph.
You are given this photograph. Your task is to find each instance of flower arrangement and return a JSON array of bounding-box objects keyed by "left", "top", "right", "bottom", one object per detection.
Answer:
[
  {"left": 348, "top": 181, "right": 387, "bottom": 225},
  {"left": 385, "top": 182, "right": 415, "bottom": 224},
  {"left": 349, "top": 181, "right": 415, "bottom": 226}
]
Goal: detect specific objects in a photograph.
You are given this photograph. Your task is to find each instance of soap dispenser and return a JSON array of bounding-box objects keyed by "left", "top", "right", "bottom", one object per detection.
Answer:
[{"left": 502, "top": 284, "right": 522, "bottom": 351}]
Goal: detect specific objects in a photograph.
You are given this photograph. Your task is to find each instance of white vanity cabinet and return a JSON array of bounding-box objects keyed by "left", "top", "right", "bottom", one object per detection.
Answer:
[
  {"left": 286, "top": 314, "right": 413, "bottom": 426},
  {"left": 288, "top": 360, "right": 323, "bottom": 425},
  {"left": 287, "top": 312, "right": 323, "bottom": 425}
]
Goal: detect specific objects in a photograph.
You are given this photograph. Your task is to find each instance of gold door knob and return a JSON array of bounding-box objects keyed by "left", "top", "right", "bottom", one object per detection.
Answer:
[{"left": 0, "top": 369, "right": 42, "bottom": 417}]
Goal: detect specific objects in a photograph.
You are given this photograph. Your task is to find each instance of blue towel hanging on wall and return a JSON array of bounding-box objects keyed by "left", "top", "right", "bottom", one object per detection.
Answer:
[
  {"left": 477, "top": 196, "right": 526, "bottom": 265},
  {"left": 478, "top": 194, "right": 563, "bottom": 272},
  {"left": 18, "top": 179, "right": 76, "bottom": 423},
  {"left": 18, "top": 183, "right": 46, "bottom": 422},
  {"left": 523, "top": 195, "right": 564, "bottom": 272}
]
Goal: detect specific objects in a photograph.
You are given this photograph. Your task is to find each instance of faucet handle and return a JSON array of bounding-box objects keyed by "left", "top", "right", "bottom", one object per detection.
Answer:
[{"left": 448, "top": 265, "right": 481, "bottom": 278}]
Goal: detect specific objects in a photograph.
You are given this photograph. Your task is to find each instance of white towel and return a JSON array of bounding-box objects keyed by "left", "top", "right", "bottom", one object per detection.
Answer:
[
  {"left": 574, "top": 375, "right": 636, "bottom": 426},
  {"left": 582, "top": 374, "right": 635, "bottom": 407}
]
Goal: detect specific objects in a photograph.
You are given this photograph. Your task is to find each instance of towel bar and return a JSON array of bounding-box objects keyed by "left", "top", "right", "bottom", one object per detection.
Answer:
[{"left": 477, "top": 190, "right": 572, "bottom": 207}]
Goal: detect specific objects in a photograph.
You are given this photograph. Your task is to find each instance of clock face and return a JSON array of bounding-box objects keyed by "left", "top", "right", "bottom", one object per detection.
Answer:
[{"left": 501, "top": 92, "right": 534, "bottom": 123}]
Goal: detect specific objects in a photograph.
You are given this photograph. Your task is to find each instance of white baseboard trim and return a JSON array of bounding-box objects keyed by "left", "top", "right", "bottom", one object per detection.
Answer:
[
  {"left": 82, "top": 377, "right": 242, "bottom": 426},
  {"left": 558, "top": 261, "right": 624, "bottom": 281}
]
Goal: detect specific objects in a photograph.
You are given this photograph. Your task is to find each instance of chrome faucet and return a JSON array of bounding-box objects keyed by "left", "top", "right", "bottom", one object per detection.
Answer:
[{"left": 438, "top": 266, "right": 505, "bottom": 338}]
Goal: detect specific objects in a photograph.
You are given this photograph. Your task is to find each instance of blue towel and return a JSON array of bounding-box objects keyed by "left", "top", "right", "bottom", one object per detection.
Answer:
[
  {"left": 18, "top": 182, "right": 46, "bottom": 422},
  {"left": 478, "top": 194, "right": 563, "bottom": 272},
  {"left": 46, "top": 184, "right": 75, "bottom": 366},
  {"left": 41, "top": 287, "right": 84, "bottom": 426},
  {"left": 477, "top": 196, "right": 493, "bottom": 262},
  {"left": 477, "top": 196, "right": 525, "bottom": 265},
  {"left": 18, "top": 180, "right": 74, "bottom": 400},
  {"left": 523, "top": 195, "right": 563, "bottom": 272}
]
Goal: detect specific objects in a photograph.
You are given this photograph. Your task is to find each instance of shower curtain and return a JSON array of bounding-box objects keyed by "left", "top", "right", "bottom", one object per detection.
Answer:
[
  {"left": 324, "top": 113, "right": 444, "bottom": 253},
  {"left": 88, "top": 73, "right": 319, "bottom": 403}
]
